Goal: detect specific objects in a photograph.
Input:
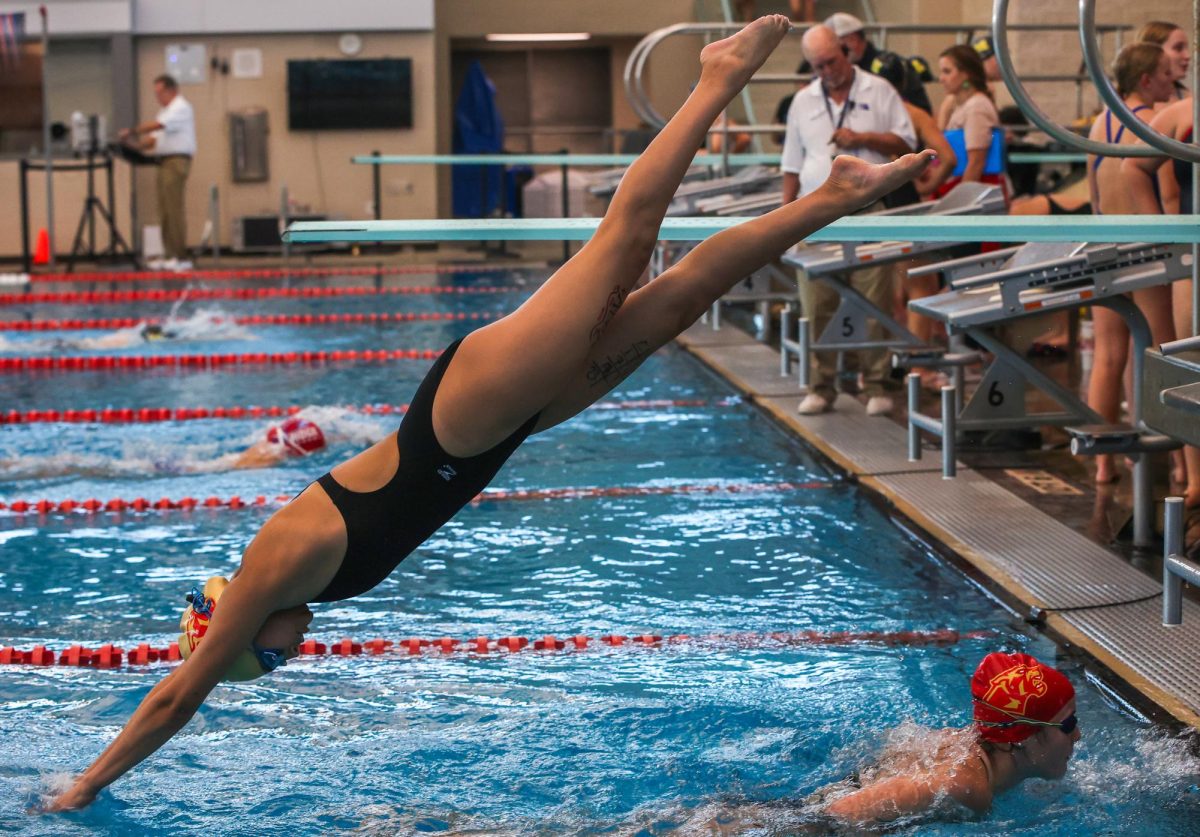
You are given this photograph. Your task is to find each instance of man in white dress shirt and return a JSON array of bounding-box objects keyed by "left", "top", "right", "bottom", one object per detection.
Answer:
[
  {"left": 782, "top": 25, "right": 917, "bottom": 416},
  {"left": 121, "top": 74, "right": 197, "bottom": 267}
]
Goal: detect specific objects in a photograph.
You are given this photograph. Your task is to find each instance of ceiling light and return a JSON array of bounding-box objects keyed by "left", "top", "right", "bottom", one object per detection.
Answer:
[{"left": 485, "top": 33, "right": 592, "bottom": 42}]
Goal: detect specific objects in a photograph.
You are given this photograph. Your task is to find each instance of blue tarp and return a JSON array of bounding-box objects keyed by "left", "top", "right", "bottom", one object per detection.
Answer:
[{"left": 452, "top": 61, "right": 505, "bottom": 218}]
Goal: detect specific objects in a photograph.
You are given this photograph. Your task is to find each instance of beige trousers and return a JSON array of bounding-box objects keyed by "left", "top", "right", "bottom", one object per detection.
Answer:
[
  {"left": 798, "top": 260, "right": 896, "bottom": 399},
  {"left": 157, "top": 155, "right": 191, "bottom": 259}
]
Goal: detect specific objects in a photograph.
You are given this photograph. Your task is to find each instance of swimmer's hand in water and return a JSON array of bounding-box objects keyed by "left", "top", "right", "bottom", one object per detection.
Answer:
[{"left": 34, "top": 776, "right": 97, "bottom": 813}]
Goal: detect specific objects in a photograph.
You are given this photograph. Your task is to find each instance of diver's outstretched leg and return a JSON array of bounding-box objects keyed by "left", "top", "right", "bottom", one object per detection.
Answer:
[
  {"left": 534, "top": 152, "right": 936, "bottom": 428},
  {"left": 433, "top": 16, "right": 793, "bottom": 457}
]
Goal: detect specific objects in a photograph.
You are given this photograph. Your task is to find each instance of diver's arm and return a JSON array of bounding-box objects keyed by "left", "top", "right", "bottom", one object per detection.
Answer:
[
  {"left": 45, "top": 572, "right": 288, "bottom": 810},
  {"left": 46, "top": 498, "right": 345, "bottom": 810}
]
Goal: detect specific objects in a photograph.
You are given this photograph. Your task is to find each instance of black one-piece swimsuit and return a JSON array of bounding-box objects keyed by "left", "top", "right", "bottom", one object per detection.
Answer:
[{"left": 311, "top": 339, "right": 538, "bottom": 602}]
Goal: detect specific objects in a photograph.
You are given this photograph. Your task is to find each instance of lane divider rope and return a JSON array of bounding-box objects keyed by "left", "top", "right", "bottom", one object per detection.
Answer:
[
  {"left": 0, "top": 285, "right": 514, "bottom": 307},
  {"left": 0, "top": 629, "right": 993, "bottom": 669},
  {"left": 0, "top": 481, "right": 822, "bottom": 517},
  {"left": 0, "top": 311, "right": 503, "bottom": 332},
  {"left": 1, "top": 398, "right": 726, "bottom": 426},
  {"left": 0, "top": 348, "right": 442, "bottom": 373},
  {"left": 25, "top": 264, "right": 514, "bottom": 284}
]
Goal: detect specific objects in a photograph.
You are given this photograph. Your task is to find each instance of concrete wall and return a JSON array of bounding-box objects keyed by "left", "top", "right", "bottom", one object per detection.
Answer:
[
  {"left": 132, "top": 31, "right": 438, "bottom": 251},
  {"left": 432, "top": 0, "right": 698, "bottom": 214}
]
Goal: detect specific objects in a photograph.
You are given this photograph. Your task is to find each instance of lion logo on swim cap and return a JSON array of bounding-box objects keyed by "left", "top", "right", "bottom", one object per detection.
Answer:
[{"left": 981, "top": 662, "right": 1048, "bottom": 714}]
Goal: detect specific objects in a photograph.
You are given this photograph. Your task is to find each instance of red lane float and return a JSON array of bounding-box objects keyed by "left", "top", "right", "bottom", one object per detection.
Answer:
[
  {"left": 0, "top": 482, "right": 821, "bottom": 518},
  {"left": 0, "top": 311, "right": 503, "bottom": 332},
  {"left": 0, "top": 348, "right": 442, "bottom": 373},
  {"left": 0, "top": 630, "right": 993, "bottom": 670},
  {"left": 27, "top": 264, "right": 512, "bottom": 284},
  {"left": 0, "top": 285, "right": 515, "bottom": 306},
  {"left": 0, "top": 398, "right": 726, "bottom": 426}
]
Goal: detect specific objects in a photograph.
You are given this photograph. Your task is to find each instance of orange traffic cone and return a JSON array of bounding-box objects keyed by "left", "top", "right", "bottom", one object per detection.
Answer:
[{"left": 33, "top": 228, "right": 50, "bottom": 266}]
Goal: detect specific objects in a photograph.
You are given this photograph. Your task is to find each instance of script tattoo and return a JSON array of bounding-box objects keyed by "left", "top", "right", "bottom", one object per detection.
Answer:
[
  {"left": 586, "top": 340, "right": 651, "bottom": 388},
  {"left": 589, "top": 286, "right": 627, "bottom": 343}
]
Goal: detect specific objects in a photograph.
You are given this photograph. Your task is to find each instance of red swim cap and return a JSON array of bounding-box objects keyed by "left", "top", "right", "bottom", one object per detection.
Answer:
[
  {"left": 267, "top": 416, "right": 326, "bottom": 456},
  {"left": 971, "top": 652, "right": 1074, "bottom": 744}
]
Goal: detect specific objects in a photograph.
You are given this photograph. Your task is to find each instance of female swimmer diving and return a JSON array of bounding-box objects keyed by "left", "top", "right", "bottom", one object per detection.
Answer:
[{"left": 48, "top": 15, "right": 934, "bottom": 810}]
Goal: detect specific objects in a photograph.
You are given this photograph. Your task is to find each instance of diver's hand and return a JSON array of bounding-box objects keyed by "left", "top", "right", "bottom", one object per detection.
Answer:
[{"left": 39, "top": 779, "right": 97, "bottom": 813}]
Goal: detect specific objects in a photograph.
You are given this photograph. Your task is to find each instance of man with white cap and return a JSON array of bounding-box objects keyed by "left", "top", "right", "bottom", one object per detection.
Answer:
[
  {"left": 827, "top": 12, "right": 933, "bottom": 114},
  {"left": 783, "top": 24, "right": 918, "bottom": 417}
]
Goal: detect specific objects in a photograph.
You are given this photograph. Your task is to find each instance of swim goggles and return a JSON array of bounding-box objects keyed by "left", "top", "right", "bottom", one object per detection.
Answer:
[
  {"left": 186, "top": 587, "right": 287, "bottom": 673},
  {"left": 973, "top": 698, "right": 1078, "bottom": 734}
]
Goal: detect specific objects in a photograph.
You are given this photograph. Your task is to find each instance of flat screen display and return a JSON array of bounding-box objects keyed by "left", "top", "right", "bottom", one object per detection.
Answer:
[{"left": 287, "top": 59, "right": 413, "bottom": 130}]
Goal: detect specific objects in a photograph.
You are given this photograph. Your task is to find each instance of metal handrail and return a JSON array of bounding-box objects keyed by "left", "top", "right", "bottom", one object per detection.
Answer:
[
  {"left": 992, "top": 0, "right": 1160, "bottom": 157},
  {"left": 1163, "top": 497, "right": 1200, "bottom": 625},
  {"left": 1079, "top": 0, "right": 1200, "bottom": 163},
  {"left": 1161, "top": 335, "right": 1200, "bottom": 356},
  {"left": 625, "top": 18, "right": 1132, "bottom": 130}
]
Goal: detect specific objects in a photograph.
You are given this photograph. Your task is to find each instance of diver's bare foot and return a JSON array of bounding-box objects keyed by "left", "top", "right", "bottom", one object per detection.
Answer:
[
  {"left": 699, "top": 15, "right": 791, "bottom": 94},
  {"left": 825, "top": 151, "right": 937, "bottom": 209}
]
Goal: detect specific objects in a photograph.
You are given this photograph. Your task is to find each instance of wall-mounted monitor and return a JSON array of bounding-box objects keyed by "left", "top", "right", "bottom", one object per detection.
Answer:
[{"left": 287, "top": 59, "right": 412, "bottom": 130}]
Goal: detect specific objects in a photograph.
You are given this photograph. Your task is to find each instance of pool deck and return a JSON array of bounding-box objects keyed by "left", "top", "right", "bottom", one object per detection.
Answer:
[{"left": 675, "top": 319, "right": 1200, "bottom": 731}]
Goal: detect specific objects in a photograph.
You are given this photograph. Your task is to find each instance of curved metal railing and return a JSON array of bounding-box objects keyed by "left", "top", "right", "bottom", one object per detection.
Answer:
[
  {"left": 1078, "top": 0, "right": 1200, "bottom": 163},
  {"left": 625, "top": 19, "right": 1130, "bottom": 131},
  {"left": 992, "top": 0, "right": 1159, "bottom": 157}
]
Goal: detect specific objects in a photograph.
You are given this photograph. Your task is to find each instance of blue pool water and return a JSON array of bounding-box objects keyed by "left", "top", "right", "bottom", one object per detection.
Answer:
[{"left": 1, "top": 269, "right": 1197, "bottom": 834}]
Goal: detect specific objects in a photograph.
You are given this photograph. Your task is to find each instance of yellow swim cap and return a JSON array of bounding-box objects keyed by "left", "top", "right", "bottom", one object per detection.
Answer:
[{"left": 178, "top": 576, "right": 277, "bottom": 681}]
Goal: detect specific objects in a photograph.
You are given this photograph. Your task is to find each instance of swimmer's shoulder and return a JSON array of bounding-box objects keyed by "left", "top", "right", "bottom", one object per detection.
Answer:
[{"left": 937, "top": 743, "right": 994, "bottom": 813}]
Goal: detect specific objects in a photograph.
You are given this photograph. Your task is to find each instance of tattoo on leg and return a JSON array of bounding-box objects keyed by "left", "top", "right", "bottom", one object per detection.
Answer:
[
  {"left": 586, "top": 340, "right": 651, "bottom": 388},
  {"left": 589, "top": 287, "right": 628, "bottom": 343}
]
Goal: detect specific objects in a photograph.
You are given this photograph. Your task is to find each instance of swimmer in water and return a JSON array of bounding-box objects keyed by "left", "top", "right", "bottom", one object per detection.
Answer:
[
  {"left": 231, "top": 416, "right": 329, "bottom": 469},
  {"left": 0, "top": 415, "right": 364, "bottom": 480},
  {"left": 697, "top": 652, "right": 1078, "bottom": 833},
  {"left": 46, "top": 16, "right": 936, "bottom": 810}
]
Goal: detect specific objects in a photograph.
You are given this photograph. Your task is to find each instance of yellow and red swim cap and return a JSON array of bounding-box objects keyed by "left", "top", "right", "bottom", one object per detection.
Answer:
[
  {"left": 971, "top": 651, "right": 1075, "bottom": 743},
  {"left": 178, "top": 576, "right": 273, "bottom": 682}
]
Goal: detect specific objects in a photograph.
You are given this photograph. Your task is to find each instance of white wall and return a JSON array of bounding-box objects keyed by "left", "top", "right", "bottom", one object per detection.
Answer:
[
  {"left": 0, "top": 2, "right": 131, "bottom": 35},
  {"left": 134, "top": 0, "right": 433, "bottom": 35}
]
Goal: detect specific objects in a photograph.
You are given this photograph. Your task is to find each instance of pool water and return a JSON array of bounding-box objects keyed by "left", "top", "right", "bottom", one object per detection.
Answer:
[{"left": 1, "top": 269, "right": 1197, "bottom": 835}]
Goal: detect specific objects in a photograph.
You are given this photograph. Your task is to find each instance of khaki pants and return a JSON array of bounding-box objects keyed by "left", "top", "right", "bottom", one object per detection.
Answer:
[
  {"left": 157, "top": 155, "right": 191, "bottom": 259},
  {"left": 799, "top": 260, "right": 896, "bottom": 399}
]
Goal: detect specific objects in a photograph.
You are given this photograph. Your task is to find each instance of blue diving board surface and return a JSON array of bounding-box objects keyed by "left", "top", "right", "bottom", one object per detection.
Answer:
[
  {"left": 352, "top": 152, "right": 1082, "bottom": 167},
  {"left": 284, "top": 215, "right": 1200, "bottom": 245}
]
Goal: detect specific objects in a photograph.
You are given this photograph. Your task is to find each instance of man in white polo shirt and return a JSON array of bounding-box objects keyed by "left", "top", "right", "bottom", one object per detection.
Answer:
[
  {"left": 120, "top": 74, "right": 196, "bottom": 268},
  {"left": 783, "top": 24, "right": 917, "bottom": 417}
]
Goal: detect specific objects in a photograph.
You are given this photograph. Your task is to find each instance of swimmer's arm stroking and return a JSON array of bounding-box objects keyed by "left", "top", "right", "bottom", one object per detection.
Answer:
[
  {"left": 823, "top": 760, "right": 991, "bottom": 826},
  {"left": 822, "top": 775, "right": 938, "bottom": 825}
]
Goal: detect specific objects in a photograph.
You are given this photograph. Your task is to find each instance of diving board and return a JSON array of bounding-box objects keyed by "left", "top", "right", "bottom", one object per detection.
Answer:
[
  {"left": 352, "top": 153, "right": 783, "bottom": 167},
  {"left": 284, "top": 215, "right": 1200, "bottom": 245},
  {"left": 351, "top": 152, "right": 1084, "bottom": 167}
]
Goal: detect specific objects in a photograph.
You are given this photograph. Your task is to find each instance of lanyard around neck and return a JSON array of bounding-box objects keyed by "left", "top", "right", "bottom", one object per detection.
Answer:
[{"left": 822, "top": 72, "right": 856, "bottom": 131}]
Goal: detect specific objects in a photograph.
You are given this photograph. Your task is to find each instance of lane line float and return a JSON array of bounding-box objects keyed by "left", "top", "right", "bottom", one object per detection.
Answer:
[
  {"left": 0, "top": 629, "right": 993, "bottom": 669},
  {"left": 0, "top": 398, "right": 727, "bottom": 426},
  {"left": 0, "top": 348, "right": 442, "bottom": 373},
  {"left": 0, "top": 481, "right": 824, "bottom": 517},
  {"left": 0, "top": 311, "right": 503, "bottom": 332},
  {"left": 0, "top": 285, "right": 515, "bottom": 306},
  {"left": 26, "top": 264, "right": 517, "bottom": 284}
]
